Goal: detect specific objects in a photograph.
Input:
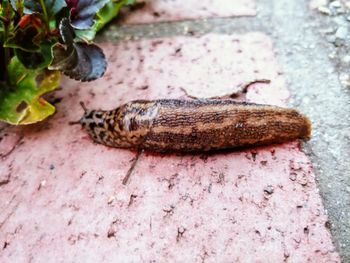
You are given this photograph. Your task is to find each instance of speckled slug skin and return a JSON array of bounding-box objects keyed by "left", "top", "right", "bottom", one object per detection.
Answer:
[{"left": 77, "top": 99, "right": 311, "bottom": 152}]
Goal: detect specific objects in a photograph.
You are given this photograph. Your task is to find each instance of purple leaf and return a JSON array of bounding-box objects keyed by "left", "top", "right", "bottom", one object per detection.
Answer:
[
  {"left": 69, "top": 0, "right": 109, "bottom": 29},
  {"left": 49, "top": 18, "right": 107, "bottom": 81},
  {"left": 63, "top": 43, "right": 106, "bottom": 81},
  {"left": 24, "top": 0, "right": 67, "bottom": 17}
]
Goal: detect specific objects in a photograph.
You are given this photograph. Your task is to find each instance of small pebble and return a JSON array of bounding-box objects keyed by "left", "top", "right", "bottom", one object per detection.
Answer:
[
  {"left": 318, "top": 6, "right": 332, "bottom": 15},
  {"left": 329, "top": 1, "right": 342, "bottom": 9},
  {"left": 264, "top": 185, "right": 274, "bottom": 195},
  {"left": 310, "top": 0, "right": 328, "bottom": 9},
  {"left": 341, "top": 55, "right": 350, "bottom": 64},
  {"left": 107, "top": 196, "right": 115, "bottom": 204},
  {"left": 335, "top": 26, "right": 348, "bottom": 40}
]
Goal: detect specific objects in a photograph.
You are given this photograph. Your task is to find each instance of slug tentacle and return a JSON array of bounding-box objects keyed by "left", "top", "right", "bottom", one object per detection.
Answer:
[
  {"left": 68, "top": 101, "right": 89, "bottom": 125},
  {"left": 79, "top": 101, "right": 88, "bottom": 113},
  {"left": 75, "top": 99, "right": 311, "bottom": 152}
]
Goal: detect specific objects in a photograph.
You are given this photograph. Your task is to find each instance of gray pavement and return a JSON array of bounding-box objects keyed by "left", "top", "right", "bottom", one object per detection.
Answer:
[{"left": 99, "top": 0, "right": 350, "bottom": 260}]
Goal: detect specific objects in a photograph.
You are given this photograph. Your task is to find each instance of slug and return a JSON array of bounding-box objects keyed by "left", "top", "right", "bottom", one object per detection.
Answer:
[{"left": 71, "top": 99, "right": 311, "bottom": 152}]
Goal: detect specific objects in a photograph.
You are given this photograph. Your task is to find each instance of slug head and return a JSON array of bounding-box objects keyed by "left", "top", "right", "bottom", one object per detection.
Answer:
[{"left": 69, "top": 102, "right": 107, "bottom": 143}]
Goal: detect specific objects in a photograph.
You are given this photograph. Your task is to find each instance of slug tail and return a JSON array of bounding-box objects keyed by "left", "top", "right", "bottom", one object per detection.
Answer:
[{"left": 302, "top": 115, "right": 312, "bottom": 140}]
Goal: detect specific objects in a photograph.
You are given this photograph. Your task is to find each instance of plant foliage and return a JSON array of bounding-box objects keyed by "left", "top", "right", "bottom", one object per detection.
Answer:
[{"left": 0, "top": 0, "right": 134, "bottom": 125}]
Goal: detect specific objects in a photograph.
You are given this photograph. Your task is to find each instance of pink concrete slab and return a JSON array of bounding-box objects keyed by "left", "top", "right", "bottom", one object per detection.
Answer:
[
  {"left": 0, "top": 34, "right": 340, "bottom": 262},
  {"left": 120, "top": 0, "right": 256, "bottom": 24}
]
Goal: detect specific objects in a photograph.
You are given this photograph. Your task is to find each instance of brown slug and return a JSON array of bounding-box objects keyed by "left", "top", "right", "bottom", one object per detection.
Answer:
[{"left": 71, "top": 99, "right": 311, "bottom": 152}]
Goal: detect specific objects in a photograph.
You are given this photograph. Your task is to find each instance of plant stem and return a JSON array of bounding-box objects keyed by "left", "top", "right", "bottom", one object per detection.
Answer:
[
  {"left": 2, "top": 18, "right": 11, "bottom": 86},
  {"left": 39, "top": 0, "right": 49, "bottom": 26},
  {"left": 0, "top": 16, "right": 8, "bottom": 24}
]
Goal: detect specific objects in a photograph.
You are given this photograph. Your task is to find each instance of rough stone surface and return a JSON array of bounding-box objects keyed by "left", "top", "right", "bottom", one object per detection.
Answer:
[
  {"left": 266, "top": 1, "right": 350, "bottom": 260},
  {"left": 310, "top": 0, "right": 350, "bottom": 88},
  {"left": 99, "top": 0, "right": 350, "bottom": 260},
  {"left": 96, "top": 33, "right": 286, "bottom": 101},
  {"left": 0, "top": 34, "right": 340, "bottom": 262},
  {"left": 120, "top": 0, "right": 256, "bottom": 24}
]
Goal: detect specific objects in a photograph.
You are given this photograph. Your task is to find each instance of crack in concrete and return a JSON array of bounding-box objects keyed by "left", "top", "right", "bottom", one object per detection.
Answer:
[
  {"left": 0, "top": 202, "right": 19, "bottom": 230},
  {"left": 0, "top": 135, "right": 24, "bottom": 160},
  {"left": 0, "top": 177, "right": 10, "bottom": 187},
  {"left": 0, "top": 162, "right": 13, "bottom": 188}
]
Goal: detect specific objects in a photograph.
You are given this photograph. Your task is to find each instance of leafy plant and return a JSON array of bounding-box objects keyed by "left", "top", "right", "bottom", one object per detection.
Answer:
[{"left": 0, "top": 0, "right": 133, "bottom": 125}]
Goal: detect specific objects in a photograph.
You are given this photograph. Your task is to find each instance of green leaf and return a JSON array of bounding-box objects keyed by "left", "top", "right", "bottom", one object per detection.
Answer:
[
  {"left": 74, "top": 28, "right": 96, "bottom": 42},
  {"left": 4, "top": 24, "right": 42, "bottom": 52},
  {"left": 0, "top": 57, "right": 61, "bottom": 125},
  {"left": 0, "top": 20, "right": 3, "bottom": 37},
  {"left": 94, "top": 0, "right": 128, "bottom": 32},
  {"left": 1, "top": 0, "right": 16, "bottom": 20},
  {"left": 9, "top": 0, "right": 24, "bottom": 14},
  {"left": 24, "top": 0, "right": 67, "bottom": 18},
  {"left": 15, "top": 41, "right": 54, "bottom": 69},
  {"left": 125, "top": 0, "right": 136, "bottom": 4}
]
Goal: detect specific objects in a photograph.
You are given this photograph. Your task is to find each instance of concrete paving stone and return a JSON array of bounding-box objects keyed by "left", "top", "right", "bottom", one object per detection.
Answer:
[
  {"left": 0, "top": 34, "right": 340, "bottom": 262},
  {"left": 100, "top": 0, "right": 350, "bottom": 259},
  {"left": 92, "top": 33, "right": 287, "bottom": 101},
  {"left": 120, "top": 0, "right": 256, "bottom": 24}
]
